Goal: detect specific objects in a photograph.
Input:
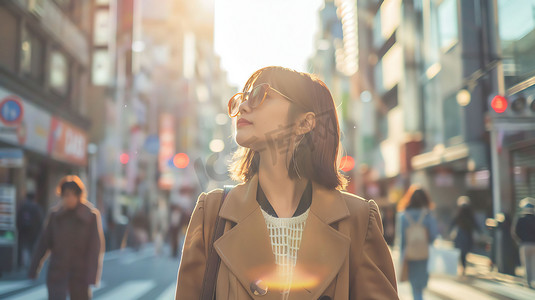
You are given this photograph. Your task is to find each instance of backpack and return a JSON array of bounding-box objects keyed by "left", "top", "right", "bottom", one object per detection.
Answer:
[{"left": 404, "top": 210, "right": 429, "bottom": 261}]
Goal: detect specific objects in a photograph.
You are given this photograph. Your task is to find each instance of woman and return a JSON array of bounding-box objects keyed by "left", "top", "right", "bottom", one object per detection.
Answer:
[
  {"left": 175, "top": 67, "right": 397, "bottom": 299},
  {"left": 397, "top": 185, "right": 438, "bottom": 300},
  {"left": 29, "top": 175, "right": 104, "bottom": 300},
  {"left": 450, "top": 196, "right": 479, "bottom": 276}
]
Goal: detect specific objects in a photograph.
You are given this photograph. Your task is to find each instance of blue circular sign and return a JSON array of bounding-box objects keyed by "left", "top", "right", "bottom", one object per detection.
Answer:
[{"left": 0, "top": 96, "right": 24, "bottom": 125}]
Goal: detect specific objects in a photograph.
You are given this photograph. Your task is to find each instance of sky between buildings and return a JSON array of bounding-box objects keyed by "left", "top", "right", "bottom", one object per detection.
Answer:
[{"left": 214, "top": 0, "right": 324, "bottom": 88}]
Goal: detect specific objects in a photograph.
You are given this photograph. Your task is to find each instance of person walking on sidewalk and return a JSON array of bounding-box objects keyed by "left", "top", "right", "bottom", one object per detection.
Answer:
[
  {"left": 16, "top": 192, "right": 43, "bottom": 268},
  {"left": 397, "top": 185, "right": 438, "bottom": 300},
  {"left": 512, "top": 197, "right": 535, "bottom": 289},
  {"left": 29, "top": 175, "right": 105, "bottom": 300},
  {"left": 450, "top": 196, "right": 479, "bottom": 276},
  {"left": 175, "top": 66, "right": 398, "bottom": 299}
]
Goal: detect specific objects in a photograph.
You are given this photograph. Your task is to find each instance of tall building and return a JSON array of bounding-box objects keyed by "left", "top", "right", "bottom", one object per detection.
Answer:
[
  {"left": 0, "top": 0, "right": 93, "bottom": 271},
  {"left": 487, "top": 0, "right": 535, "bottom": 275},
  {"left": 348, "top": 0, "right": 535, "bottom": 274},
  {"left": 86, "top": 0, "right": 233, "bottom": 249},
  {"left": 310, "top": 0, "right": 359, "bottom": 194}
]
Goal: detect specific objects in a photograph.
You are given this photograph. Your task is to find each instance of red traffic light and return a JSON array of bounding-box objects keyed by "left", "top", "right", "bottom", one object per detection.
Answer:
[
  {"left": 120, "top": 153, "right": 129, "bottom": 164},
  {"left": 173, "top": 153, "right": 189, "bottom": 168},
  {"left": 340, "top": 156, "right": 355, "bottom": 172},
  {"left": 491, "top": 95, "right": 508, "bottom": 113}
]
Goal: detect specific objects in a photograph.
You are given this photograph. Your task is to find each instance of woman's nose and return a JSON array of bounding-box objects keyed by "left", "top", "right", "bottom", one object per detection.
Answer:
[{"left": 238, "top": 100, "right": 252, "bottom": 115}]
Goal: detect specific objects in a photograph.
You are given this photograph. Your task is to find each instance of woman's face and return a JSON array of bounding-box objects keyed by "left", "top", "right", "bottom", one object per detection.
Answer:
[
  {"left": 62, "top": 190, "right": 80, "bottom": 210},
  {"left": 235, "top": 84, "right": 295, "bottom": 153}
]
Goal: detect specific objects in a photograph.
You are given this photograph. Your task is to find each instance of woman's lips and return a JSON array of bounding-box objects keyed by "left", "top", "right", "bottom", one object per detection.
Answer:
[{"left": 237, "top": 119, "right": 253, "bottom": 128}]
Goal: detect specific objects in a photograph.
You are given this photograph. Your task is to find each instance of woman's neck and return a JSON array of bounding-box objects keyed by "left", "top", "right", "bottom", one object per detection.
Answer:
[{"left": 257, "top": 152, "right": 308, "bottom": 218}]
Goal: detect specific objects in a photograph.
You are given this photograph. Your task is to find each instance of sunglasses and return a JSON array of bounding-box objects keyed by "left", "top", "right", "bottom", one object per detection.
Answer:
[{"left": 227, "top": 83, "right": 305, "bottom": 117}]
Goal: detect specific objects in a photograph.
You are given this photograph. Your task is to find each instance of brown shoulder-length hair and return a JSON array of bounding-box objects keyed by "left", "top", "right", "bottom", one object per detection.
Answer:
[
  {"left": 397, "top": 184, "right": 435, "bottom": 212},
  {"left": 56, "top": 175, "right": 88, "bottom": 202},
  {"left": 229, "top": 66, "right": 348, "bottom": 190}
]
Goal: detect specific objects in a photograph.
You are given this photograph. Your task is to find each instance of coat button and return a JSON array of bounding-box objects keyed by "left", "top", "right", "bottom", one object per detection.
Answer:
[{"left": 250, "top": 280, "right": 268, "bottom": 296}]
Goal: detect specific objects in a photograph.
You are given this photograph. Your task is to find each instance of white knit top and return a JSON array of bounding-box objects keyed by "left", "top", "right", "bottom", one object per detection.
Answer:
[{"left": 261, "top": 208, "right": 310, "bottom": 296}]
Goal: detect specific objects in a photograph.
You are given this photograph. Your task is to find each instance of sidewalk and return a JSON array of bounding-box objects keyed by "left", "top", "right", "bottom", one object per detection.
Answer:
[{"left": 392, "top": 246, "right": 535, "bottom": 299}]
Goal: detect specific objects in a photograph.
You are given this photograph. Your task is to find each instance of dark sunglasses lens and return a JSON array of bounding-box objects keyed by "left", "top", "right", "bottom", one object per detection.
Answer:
[{"left": 249, "top": 84, "right": 268, "bottom": 108}]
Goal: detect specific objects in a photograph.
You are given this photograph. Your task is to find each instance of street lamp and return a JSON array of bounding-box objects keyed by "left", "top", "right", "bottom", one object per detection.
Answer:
[{"left": 456, "top": 89, "right": 471, "bottom": 106}]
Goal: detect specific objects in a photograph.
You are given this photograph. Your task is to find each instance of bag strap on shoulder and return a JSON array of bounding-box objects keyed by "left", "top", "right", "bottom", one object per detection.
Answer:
[
  {"left": 200, "top": 185, "right": 233, "bottom": 300},
  {"left": 405, "top": 209, "right": 427, "bottom": 225},
  {"left": 417, "top": 209, "right": 428, "bottom": 224}
]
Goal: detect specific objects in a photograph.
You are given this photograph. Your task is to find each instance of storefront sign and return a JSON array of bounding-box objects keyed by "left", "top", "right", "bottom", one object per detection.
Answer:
[
  {"left": 48, "top": 118, "right": 88, "bottom": 166},
  {"left": 0, "top": 87, "right": 88, "bottom": 166},
  {"left": 0, "top": 89, "right": 51, "bottom": 155},
  {"left": 0, "top": 149, "right": 23, "bottom": 168}
]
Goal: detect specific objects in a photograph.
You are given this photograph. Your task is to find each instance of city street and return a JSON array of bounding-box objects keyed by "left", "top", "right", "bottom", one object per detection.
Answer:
[
  {"left": 397, "top": 275, "right": 535, "bottom": 300},
  {"left": 0, "top": 0, "right": 534, "bottom": 299},
  {"left": 1, "top": 244, "right": 535, "bottom": 299},
  {"left": 0, "top": 246, "right": 180, "bottom": 300}
]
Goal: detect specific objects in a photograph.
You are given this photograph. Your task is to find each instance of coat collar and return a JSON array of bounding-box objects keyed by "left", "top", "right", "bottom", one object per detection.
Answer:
[
  {"left": 55, "top": 201, "right": 94, "bottom": 223},
  {"left": 219, "top": 173, "right": 350, "bottom": 224},
  {"left": 215, "top": 173, "right": 351, "bottom": 299}
]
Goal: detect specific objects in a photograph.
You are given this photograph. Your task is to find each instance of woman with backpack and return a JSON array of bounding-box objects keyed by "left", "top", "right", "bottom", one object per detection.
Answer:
[
  {"left": 397, "top": 185, "right": 438, "bottom": 300},
  {"left": 175, "top": 66, "right": 398, "bottom": 299}
]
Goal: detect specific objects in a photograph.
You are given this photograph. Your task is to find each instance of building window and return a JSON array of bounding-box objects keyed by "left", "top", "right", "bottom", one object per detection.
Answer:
[
  {"left": 21, "top": 28, "right": 44, "bottom": 83},
  {"left": 423, "top": 78, "right": 441, "bottom": 150},
  {"left": 443, "top": 94, "right": 462, "bottom": 145},
  {"left": 92, "top": 50, "right": 111, "bottom": 85},
  {"left": 437, "top": 0, "right": 458, "bottom": 50},
  {"left": 380, "top": 0, "right": 402, "bottom": 40},
  {"left": 373, "top": 12, "right": 384, "bottom": 49},
  {"left": 93, "top": 9, "right": 111, "bottom": 46},
  {"left": 0, "top": 7, "right": 18, "bottom": 72},
  {"left": 49, "top": 50, "right": 69, "bottom": 95},
  {"left": 375, "top": 43, "right": 403, "bottom": 93},
  {"left": 373, "top": 0, "right": 402, "bottom": 49},
  {"left": 498, "top": 0, "right": 535, "bottom": 89}
]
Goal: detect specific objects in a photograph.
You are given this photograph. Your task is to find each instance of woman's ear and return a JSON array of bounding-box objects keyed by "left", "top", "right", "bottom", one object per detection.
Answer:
[{"left": 296, "top": 112, "right": 316, "bottom": 135}]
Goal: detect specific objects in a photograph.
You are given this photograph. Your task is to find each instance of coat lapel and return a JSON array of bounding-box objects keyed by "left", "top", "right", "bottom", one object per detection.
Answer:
[
  {"left": 215, "top": 174, "right": 279, "bottom": 299},
  {"left": 215, "top": 174, "right": 351, "bottom": 299},
  {"left": 287, "top": 182, "right": 351, "bottom": 299}
]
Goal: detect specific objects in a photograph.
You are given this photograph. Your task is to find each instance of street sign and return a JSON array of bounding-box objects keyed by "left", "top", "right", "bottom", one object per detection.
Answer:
[
  {"left": 143, "top": 134, "right": 159, "bottom": 155},
  {"left": 0, "top": 95, "right": 24, "bottom": 126},
  {"left": 0, "top": 148, "right": 24, "bottom": 168}
]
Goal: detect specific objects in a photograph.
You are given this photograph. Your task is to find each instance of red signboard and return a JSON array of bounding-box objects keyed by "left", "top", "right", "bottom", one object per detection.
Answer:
[{"left": 47, "top": 117, "right": 88, "bottom": 166}]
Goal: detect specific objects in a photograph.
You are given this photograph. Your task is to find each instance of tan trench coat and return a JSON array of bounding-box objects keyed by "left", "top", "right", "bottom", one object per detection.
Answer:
[{"left": 175, "top": 174, "right": 398, "bottom": 299}]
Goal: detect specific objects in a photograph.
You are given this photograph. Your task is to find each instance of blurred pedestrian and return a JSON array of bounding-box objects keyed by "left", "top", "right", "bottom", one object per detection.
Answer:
[
  {"left": 397, "top": 185, "right": 438, "bottom": 300},
  {"left": 16, "top": 192, "right": 43, "bottom": 268},
  {"left": 29, "top": 175, "right": 104, "bottom": 300},
  {"left": 450, "top": 196, "right": 479, "bottom": 276},
  {"left": 153, "top": 197, "right": 168, "bottom": 256},
  {"left": 176, "top": 66, "right": 398, "bottom": 299},
  {"left": 130, "top": 209, "right": 149, "bottom": 250},
  {"left": 168, "top": 205, "right": 184, "bottom": 257},
  {"left": 512, "top": 197, "right": 535, "bottom": 289}
]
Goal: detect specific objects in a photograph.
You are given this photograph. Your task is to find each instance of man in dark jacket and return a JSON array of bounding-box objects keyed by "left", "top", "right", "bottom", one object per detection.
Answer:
[
  {"left": 16, "top": 192, "right": 43, "bottom": 267},
  {"left": 513, "top": 197, "right": 535, "bottom": 289},
  {"left": 29, "top": 175, "right": 104, "bottom": 300}
]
